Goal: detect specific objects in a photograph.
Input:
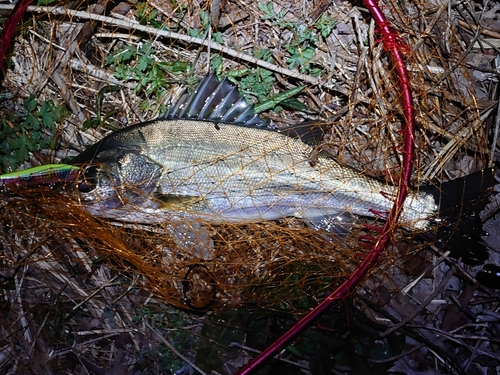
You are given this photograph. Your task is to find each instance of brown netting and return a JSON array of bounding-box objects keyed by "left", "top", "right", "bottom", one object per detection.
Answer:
[
  {"left": 1, "top": 0, "right": 499, "bottom": 374},
  {"left": 2, "top": 185, "right": 370, "bottom": 310}
]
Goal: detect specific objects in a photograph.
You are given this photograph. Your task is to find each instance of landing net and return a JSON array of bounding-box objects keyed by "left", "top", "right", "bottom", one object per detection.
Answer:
[{"left": 0, "top": 0, "right": 497, "bottom": 374}]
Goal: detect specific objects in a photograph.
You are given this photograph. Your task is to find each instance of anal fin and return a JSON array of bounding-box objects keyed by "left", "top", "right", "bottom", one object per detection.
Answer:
[{"left": 304, "top": 211, "right": 357, "bottom": 239}]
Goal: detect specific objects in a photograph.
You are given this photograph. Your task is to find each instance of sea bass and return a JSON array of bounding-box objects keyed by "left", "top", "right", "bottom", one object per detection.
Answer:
[{"left": 69, "top": 74, "right": 438, "bottom": 235}]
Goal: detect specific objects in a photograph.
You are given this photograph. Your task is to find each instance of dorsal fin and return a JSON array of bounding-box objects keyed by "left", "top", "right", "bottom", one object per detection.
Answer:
[
  {"left": 163, "top": 74, "right": 270, "bottom": 127},
  {"left": 162, "top": 74, "right": 331, "bottom": 145}
]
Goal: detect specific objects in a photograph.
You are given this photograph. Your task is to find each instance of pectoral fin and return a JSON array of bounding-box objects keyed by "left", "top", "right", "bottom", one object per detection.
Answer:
[{"left": 154, "top": 193, "right": 207, "bottom": 211}]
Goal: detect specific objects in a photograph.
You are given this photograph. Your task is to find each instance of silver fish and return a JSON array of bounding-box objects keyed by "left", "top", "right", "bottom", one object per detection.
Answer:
[{"left": 69, "top": 74, "right": 438, "bottom": 236}]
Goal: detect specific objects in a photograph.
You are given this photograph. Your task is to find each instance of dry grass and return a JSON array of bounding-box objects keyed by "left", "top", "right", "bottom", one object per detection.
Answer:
[{"left": 1, "top": 0, "right": 500, "bottom": 374}]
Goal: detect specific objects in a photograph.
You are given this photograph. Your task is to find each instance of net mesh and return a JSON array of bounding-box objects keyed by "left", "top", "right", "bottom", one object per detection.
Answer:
[
  {"left": 2, "top": 185, "right": 373, "bottom": 310},
  {"left": 0, "top": 0, "right": 498, "bottom": 373}
]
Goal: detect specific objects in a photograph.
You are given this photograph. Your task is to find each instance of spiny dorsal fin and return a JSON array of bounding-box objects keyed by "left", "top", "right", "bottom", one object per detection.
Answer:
[{"left": 163, "top": 74, "right": 270, "bottom": 127}]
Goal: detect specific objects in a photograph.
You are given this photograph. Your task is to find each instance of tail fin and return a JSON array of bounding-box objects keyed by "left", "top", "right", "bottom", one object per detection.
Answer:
[{"left": 420, "top": 168, "right": 497, "bottom": 265}]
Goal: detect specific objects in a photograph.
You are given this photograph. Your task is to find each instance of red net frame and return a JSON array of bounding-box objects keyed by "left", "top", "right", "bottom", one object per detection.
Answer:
[{"left": 234, "top": 0, "right": 416, "bottom": 372}]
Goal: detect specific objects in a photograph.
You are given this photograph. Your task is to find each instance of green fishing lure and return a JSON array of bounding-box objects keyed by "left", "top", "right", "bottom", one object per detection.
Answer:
[{"left": 0, "top": 163, "right": 80, "bottom": 186}]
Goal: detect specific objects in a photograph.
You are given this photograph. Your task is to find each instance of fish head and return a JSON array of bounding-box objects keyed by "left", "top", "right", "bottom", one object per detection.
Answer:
[
  {"left": 72, "top": 152, "right": 164, "bottom": 214},
  {"left": 74, "top": 162, "right": 123, "bottom": 209}
]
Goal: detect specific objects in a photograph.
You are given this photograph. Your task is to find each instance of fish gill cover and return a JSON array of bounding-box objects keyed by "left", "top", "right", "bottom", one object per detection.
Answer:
[{"left": 0, "top": 1, "right": 499, "bottom": 375}]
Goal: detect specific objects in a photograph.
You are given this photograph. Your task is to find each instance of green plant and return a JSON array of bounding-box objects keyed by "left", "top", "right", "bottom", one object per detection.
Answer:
[
  {"left": 82, "top": 85, "right": 120, "bottom": 130},
  {"left": 105, "top": 1, "right": 193, "bottom": 95},
  {"left": 188, "top": 9, "right": 224, "bottom": 44},
  {"left": 104, "top": 2, "right": 322, "bottom": 118},
  {"left": 136, "top": 2, "right": 162, "bottom": 28},
  {"left": 36, "top": 0, "right": 58, "bottom": 5},
  {"left": 258, "top": 2, "right": 337, "bottom": 75},
  {"left": 0, "top": 96, "right": 68, "bottom": 173},
  {"left": 316, "top": 13, "right": 338, "bottom": 38},
  {"left": 234, "top": 66, "right": 276, "bottom": 102},
  {"left": 190, "top": 9, "right": 225, "bottom": 76},
  {"left": 228, "top": 65, "right": 313, "bottom": 114},
  {"left": 105, "top": 42, "right": 191, "bottom": 103}
]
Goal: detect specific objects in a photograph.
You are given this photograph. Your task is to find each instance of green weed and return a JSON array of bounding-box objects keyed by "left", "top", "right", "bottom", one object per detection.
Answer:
[
  {"left": 137, "top": 2, "right": 163, "bottom": 29},
  {"left": 258, "top": 2, "right": 337, "bottom": 75},
  {"left": 0, "top": 96, "right": 68, "bottom": 173},
  {"left": 105, "top": 41, "right": 191, "bottom": 114},
  {"left": 188, "top": 9, "right": 224, "bottom": 44}
]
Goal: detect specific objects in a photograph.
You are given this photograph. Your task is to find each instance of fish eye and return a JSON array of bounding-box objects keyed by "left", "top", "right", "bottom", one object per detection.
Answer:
[{"left": 77, "top": 166, "right": 99, "bottom": 193}]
